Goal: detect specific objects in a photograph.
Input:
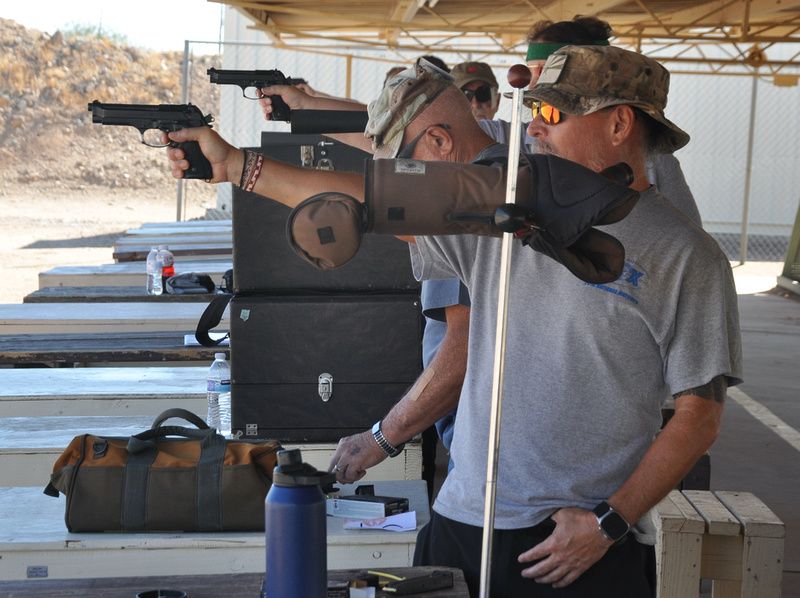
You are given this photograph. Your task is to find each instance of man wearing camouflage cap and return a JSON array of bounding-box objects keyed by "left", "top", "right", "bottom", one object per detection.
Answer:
[
  {"left": 409, "top": 44, "right": 741, "bottom": 596},
  {"left": 165, "top": 48, "right": 741, "bottom": 596}
]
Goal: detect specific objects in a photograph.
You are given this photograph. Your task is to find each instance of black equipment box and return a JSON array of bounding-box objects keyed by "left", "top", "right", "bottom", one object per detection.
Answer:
[
  {"left": 230, "top": 293, "right": 422, "bottom": 442},
  {"left": 232, "top": 133, "right": 419, "bottom": 294}
]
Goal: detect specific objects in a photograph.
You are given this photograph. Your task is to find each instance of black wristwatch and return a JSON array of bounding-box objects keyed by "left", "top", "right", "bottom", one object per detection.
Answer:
[
  {"left": 372, "top": 421, "right": 405, "bottom": 458},
  {"left": 592, "top": 501, "right": 630, "bottom": 542}
]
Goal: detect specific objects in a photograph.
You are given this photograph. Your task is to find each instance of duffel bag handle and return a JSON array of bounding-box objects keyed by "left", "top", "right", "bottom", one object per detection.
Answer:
[
  {"left": 129, "top": 425, "right": 217, "bottom": 453},
  {"left": 152, "top": 408, "right": 210, "bottom": 430}
]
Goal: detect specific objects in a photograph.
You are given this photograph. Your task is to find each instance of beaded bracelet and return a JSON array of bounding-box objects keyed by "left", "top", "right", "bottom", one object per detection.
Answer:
[{"left": 238, "top": 150, "right": 264, "bottom": 192}]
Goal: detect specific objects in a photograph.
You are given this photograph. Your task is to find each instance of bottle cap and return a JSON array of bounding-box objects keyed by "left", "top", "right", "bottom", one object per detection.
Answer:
[
  {"left": 273, "top": 449, "right": 337, "bottom": 487},
  {"left": 159, "top": 244, "right": 168, "bottom": 250},
  {"left": 214, "top": 352, "right": 226, "bottom": 359}
]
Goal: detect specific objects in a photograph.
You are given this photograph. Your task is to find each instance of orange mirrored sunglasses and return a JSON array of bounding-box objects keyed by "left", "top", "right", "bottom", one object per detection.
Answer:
[{"left": 531, "top": 101, "right": 563, "bottom": 125}]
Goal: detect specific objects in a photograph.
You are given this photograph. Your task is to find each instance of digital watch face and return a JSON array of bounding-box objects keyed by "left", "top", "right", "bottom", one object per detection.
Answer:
[{"left": 600, "top": 511, "right": 630, "bottom": 540}]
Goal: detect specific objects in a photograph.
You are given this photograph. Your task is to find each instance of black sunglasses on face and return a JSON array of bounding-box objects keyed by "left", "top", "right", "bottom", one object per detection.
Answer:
[{"left": 462, "top": 84, "right": 493, "bottom": 104}]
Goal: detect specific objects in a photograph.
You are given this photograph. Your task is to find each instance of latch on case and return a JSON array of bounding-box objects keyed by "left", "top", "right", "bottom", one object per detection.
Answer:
[
  {"left": 300, "top": 145, "right": 314, "bottom": 167},
  {"left": 318, "top": 373, "right": 333, "bottom": 402}
]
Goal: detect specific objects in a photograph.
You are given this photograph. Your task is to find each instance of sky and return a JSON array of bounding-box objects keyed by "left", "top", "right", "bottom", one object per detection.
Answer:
[{"left": 4, "top": 0, "right": 225, "bottom": 52}]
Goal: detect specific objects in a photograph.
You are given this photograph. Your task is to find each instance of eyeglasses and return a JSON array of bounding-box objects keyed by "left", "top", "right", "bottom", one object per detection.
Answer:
[
  {"left": 397, "top": 124, "right": 451, "bottom": 159},
  {"left": 531, "top": 101, "right": 563, "bottom": 125},
  {"left": 462, "top": 84, "right": 493, "bottom": 104}
]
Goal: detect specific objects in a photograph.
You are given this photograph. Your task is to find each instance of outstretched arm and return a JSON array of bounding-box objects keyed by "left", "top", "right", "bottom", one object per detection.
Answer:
[
  {"left": 518, "top": 375, "right": 726, "bottom": 588},
  {"left": 328, "top": 303, "right": 469, "bottom": 483},
  {"left": 258, "top": 84, "right": 373, "bottom": 153},
  {"left": 165, "top": 126, "right": 363, "bottom": 208}
]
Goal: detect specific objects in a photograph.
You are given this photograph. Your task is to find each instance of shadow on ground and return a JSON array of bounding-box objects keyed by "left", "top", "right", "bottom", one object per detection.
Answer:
[{"left": 24, "top": 232, "right": 123, "bottom": 249}]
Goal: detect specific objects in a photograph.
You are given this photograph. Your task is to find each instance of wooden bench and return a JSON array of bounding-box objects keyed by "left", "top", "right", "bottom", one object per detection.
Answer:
[
  {"left": 113, "top": 243, "right": 232, "bottom": 262},
  {"left": 38, "top": 259, "right": 233, "bottom": 288},
  {"left": 24, "top": 286, "right": 219, "bottom": 303},
  {"left": 0, "top": 331, "right": 224, "bottom": 366},
  {"left": 0, "top": 415, "right": 422, "bottom": 487},
  {"left": 0, "top": 480, "right": 428, "bottom": 581},
  {"left": 0, "top": 567, "right": 468, "bottom": 596},
  {"left": 0, "top": 366, "right": 209, "bottom": 417},
  {"left": 120, "top": 222, "right": 232, "bottom": 237},
  {"left": 0, "top": 302, "right": 229, "bottom": 334},
  {"left": 654, "top": 489, "right": 785, "bottom": 597}
]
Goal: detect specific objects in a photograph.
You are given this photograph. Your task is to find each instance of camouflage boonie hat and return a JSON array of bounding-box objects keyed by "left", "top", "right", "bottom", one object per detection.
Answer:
[
  {"left": 526, "top": 45, "right": 690, "bottom": 153},
  {"left": 365, "top": 58, "right": 454, "bottom": 159}
]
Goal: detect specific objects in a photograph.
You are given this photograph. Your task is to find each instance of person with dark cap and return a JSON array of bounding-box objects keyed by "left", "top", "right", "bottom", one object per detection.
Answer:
[
  {"left": 451, "top": 61, "right": 501, "bottom": 121},
  {"left": 523, "top": 15, "right": 703, "bottom": 226},
  {"left": 406, "top": 44, "right": 741, "bottom": 597}
]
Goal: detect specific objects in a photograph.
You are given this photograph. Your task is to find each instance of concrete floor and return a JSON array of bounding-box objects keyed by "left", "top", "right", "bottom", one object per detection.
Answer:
[
  {"left": 430, "top": 262, "right": 800, "bottom": 596},
  {"left": 711, "top": 262, "right": 800, "bottom": 596}
]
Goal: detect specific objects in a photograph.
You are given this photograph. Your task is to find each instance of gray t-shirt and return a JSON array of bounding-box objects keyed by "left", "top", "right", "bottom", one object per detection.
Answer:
[
  {"left": 647, "top": 153, "right": 702, "bottom": 227},
  {"left": 410, "top": 185, "right": 742, "bottom": 543}
]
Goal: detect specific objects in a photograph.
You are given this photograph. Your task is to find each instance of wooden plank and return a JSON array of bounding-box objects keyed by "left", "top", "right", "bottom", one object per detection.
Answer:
[
  {"left": 0, "top": 568, "right": 468, "bottom": 596},
  {"left": 0, "top": 481, "right": 429, "bottom": 581},
  {"left": 0, "top": 302, "right": 229, "bottom": 334},
  {"left": 113, "top": 243, "right": 232, "bottom": 262},
  {"left": 121, "top": 224, "right": 232, "bottom": 236},
  {"left": 0, "top": 366, "right": 208, "bottom": 417},
  {"left": 716, "top": 491, "right": 786, "bottom": 597},
  {"left": 0, "top": 331, "right": 225, "bottom": 366},
  {"left": 113, "top": 233, "right": 231, "bottom": 246},
  {"left": 0, "top": 415, "right": 422, "bottom": 487},
  {"left": 38, "top": 259, "right": 232, "bottom": 288},
  {"left": 654, "top": 490, "right": 704, "bottom": 598},
  {"left": 137, "top": 219, "right": 232, "bottom": 228},
  {"left": 24, "top": 286, "right": 219, "bottom": 303},
  {"left": 684, "top": 489, "right": 742, "bottom": 536},
  {"left": 715, "top": 491, "right": 786, "bottom": 539}
]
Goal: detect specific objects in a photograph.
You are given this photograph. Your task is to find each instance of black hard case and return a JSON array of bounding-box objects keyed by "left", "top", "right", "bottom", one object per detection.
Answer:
[
  {"left": 229, "top": 133, "right": 423, "bottom": 441},
  {"left": 229, "top": 293, "right": 422, "bottom": 441},
  {"left": 231, "top": 133, "right": 419, "bottom": 293}
]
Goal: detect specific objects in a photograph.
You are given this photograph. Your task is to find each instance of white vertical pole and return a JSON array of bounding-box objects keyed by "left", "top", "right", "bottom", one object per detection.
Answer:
[
  {"left": 478, "top": 77, "right": 526, "bottom": 598},
  {"left": 740, "top": 74, "right": 758, "bottom": 264}
]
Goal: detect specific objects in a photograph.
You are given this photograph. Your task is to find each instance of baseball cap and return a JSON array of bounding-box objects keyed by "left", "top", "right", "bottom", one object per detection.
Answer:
[
  {"left": 365, "top": 58, "right": 454, "bottom": 159},
  {"left": 526, "top": 45, "right": 690, "bottom": 153},
  {"left": 451, "top": 61, "right": 498, "bottom": 90}
]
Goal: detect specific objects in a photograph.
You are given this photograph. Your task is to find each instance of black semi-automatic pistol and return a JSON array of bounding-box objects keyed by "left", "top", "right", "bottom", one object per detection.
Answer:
[{"left": 88, "top": 100, "right": 215, "bottom": 180}]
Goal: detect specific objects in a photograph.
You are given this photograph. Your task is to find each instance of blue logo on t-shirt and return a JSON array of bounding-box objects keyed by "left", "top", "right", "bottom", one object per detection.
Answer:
[{"left": 585, "top": 258, "right": 649, "bottom": 304}]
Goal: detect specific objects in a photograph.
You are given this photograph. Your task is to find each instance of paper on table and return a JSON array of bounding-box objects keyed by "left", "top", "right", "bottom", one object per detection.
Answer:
[
  {"left": 184, "top": 332, "right": 229, "bottom": 346},
  {"left": 343, "top": 510, "right": 417, "bottom": 532}
]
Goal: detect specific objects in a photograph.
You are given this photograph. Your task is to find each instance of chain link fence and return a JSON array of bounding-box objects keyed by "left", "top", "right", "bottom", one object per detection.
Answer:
[{"left": 182, "top": 41, "right": 800, "bottom": 263}]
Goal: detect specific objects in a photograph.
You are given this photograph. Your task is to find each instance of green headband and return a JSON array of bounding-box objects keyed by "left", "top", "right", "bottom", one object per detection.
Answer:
[{"left": 526, "top": 40, "right": 610, "bottom": 61}]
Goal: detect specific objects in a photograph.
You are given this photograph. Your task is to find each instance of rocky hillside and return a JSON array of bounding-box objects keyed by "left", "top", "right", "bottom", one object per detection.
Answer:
[{"left": 0, "top": 18, "right": 220, "bottom": 193}]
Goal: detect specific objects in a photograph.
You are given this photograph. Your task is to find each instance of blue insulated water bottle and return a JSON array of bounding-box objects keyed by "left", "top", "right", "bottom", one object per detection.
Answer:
[{"left": 264, "top": 449, "right": 336, "bottom": 598}]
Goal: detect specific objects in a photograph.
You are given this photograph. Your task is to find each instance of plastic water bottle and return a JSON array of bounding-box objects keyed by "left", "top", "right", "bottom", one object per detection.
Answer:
[
  {"left": 157, "top": 244, "right": 175, "bottom": 289},
  {"left": 146, "top": 247, "right": 162, "bottom": 295},
  {"left": 265, "top": 449, "right": 335, "bottom": 598},
  {"left": 206, "top": 352, "right": 231, "bottom": 437}
]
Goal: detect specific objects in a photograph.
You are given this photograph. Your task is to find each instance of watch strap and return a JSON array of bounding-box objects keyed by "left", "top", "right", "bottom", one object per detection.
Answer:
[
  {"left": 372, "top": 421, "right": 405, "bottom": 458},
  {"left": 592, "top": 501, "right": 613, "bottom": 518}
]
